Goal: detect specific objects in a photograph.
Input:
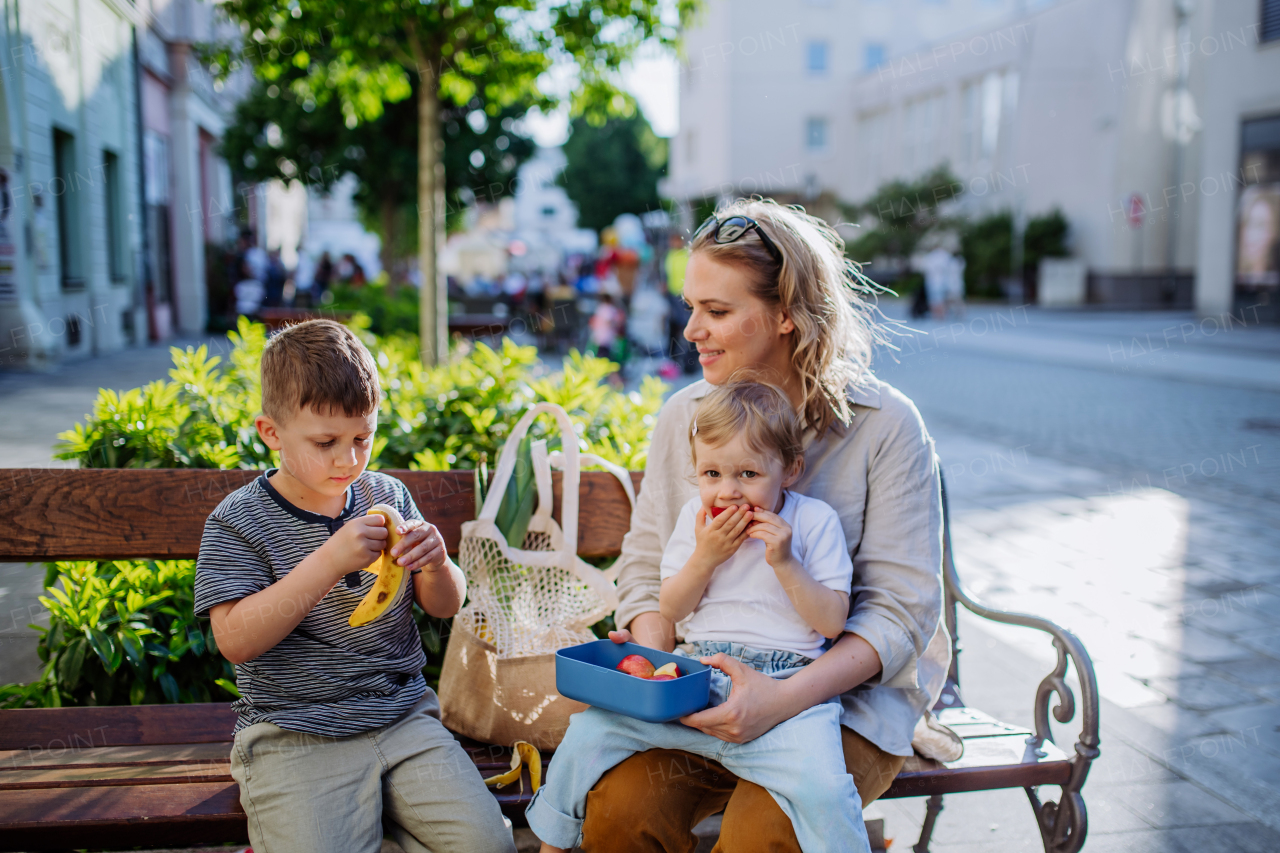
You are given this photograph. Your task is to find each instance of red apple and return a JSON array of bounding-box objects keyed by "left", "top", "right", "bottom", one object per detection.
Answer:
[
  {"left": 710, "top": 506, "right": 729, "bottom": 518},
  {"left": 616, "top": 654, "right": 656, "bottom": 679},
  {"left": 651, "top": 674, "right": 676, "bottom": 681},
  {"left": 653, "top": 662, "right": 681, "bottom": 678}
]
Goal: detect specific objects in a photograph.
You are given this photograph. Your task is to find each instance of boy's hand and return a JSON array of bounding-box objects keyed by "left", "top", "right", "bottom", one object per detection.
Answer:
[
  {"left": 390, "top": 519, "right": 448, "bottom": 573},
  {"left": 746, "top": 507, "right": 794, "bottom": 570},
  {"left": 691, "top": 504, "right": 752, "bottom": 570},
  {"left": 322, "top": 514, "right": 388, "bottom": 581}
]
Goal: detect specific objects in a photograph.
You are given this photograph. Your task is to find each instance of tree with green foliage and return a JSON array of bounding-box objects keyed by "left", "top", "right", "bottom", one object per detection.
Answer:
[
  {"left": 961, "top": 208, "right": 1070, "bottom": 299},
  {"left": 221, "top": 72, "right": 536, "bottom": 276},
  {"left": 558, "top": 112, "right": 668, "bottom": 232},
  {"left": 843, "top": 165, "right": 963, "bottom": 264},
  {"left": 211, "top": 0, "right": 694, "bottom": 365}
]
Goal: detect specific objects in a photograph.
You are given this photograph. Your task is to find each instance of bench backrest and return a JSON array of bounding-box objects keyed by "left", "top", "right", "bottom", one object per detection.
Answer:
[
  {"left": 0, "top": 469, "right": 638, "bottom": 562},
  {"left": 0, "top": 466, "right": 962, "bottom": 688}
]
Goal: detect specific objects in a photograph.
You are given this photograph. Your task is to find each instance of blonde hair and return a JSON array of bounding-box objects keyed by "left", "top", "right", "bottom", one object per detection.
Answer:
[
  {"left": 690, "top": 198, "right": 885, "bottom": 436},
  {"left": 689, "top": 379, "right": 805, "bottom": 475},
  {"left": 261, "top": 320, "right": 381, "bottom": 422}
]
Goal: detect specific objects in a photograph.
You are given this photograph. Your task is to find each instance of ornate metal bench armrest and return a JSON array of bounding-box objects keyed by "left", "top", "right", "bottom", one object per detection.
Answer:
[
  {"left": 944, "top": 558, "right": 1100, "bottom": 757},
  {"left": 943, "top": 559, "right": 1100, "bottom": 853}
]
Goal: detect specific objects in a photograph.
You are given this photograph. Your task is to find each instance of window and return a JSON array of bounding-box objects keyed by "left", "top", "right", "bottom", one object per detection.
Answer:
[
  {"left": 103, "top": 151, "right": 126, "bottom": 283},
  {"left": 53, "top": 129, "right": 85, "bottom": 290},
  {"left": 904, "top": 94, "right": 944, "bottom": 174},
  {"left": 864, "top": 43, "right": 886, "bottom": 72},
  {"left": 960, "top": 81, "right": 980, "bottom": 165},
  {"left": 806, "top": 117, "right": 829, "bottom": 151},
  {"left": 859, "top": 111, "right": 889, "bottom": 185},
  {"left": 1263, "top": 0, "right": 1280, "bottom": 42},
  {"left": 806, "top": 41, "right": 829, "bottom": 75}
]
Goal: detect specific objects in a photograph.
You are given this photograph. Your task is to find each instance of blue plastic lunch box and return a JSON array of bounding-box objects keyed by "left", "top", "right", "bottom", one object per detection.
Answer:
[{"left": 555, "top": 640, "right": 712, "bottom": 723}]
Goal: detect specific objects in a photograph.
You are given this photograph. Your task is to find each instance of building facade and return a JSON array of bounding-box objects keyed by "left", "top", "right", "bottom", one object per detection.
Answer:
[
  {"left": 1, "top": 0, "right": 146, "bottom": 366},
  {"left": 0, "top": 0, "right": 245, "bottom": 370},
  {"left": 669, "top": 0, "right": 1280, "bottom": 316}
]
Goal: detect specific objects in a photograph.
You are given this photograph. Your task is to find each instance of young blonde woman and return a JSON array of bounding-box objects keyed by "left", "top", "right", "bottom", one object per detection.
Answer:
[{"left": 581, "top": 199, "right": 951, "bottom": 852}]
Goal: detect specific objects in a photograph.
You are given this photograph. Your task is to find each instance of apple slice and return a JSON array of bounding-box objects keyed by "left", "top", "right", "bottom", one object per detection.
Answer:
[
  {"left": 653, "top": 662, "right": 681, "bottom": 679},
  {"left": 616, "top": 654, "right": 656, "bottom": 678},
  {"left": 710, "top": 506, "right": 729, "bottom": 518}
]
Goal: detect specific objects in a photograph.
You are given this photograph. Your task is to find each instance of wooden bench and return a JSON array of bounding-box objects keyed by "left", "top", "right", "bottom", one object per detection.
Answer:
[{"left": 0, "top": 468, "right": 1098, "bottom": 853}]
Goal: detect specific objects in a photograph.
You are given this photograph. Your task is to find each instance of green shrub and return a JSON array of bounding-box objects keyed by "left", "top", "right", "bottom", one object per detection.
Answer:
[
  {"left": 325, "top": 278, "right": 422, "bottom": 338},
  {"left": 3, "top": 320, "right": 663, "bottom": 708},
  {"left": 0, "top": 561, "right": 236, "bottom": 708}
]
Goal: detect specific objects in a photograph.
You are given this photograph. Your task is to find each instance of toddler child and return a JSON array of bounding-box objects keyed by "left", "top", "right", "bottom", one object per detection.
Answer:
[
  {"left": 526, "top": 380, "right": 871, "bottom": 853},
  {"left": 195, "top": 320, "right": 514, "bottom": 853}
]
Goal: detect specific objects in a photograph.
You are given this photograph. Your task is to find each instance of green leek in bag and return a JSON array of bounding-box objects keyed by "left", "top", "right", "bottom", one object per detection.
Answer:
[{"left": 492, "top": 435, "right": 537, "bottom": 548}]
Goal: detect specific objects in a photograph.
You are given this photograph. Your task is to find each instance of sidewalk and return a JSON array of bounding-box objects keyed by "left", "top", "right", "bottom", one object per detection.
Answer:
[{"left": 882, "top": 303, "right": 1280, "bottom": 393}]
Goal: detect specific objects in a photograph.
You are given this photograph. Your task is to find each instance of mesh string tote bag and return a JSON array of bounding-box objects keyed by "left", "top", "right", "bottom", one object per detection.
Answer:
[{"left": 439, "top": 403, "right": 630, "bottom": 749}]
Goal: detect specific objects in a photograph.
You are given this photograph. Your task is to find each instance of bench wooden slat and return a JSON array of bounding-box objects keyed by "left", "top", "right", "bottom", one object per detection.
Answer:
[
  {"left": 0, "top": 781, "right": 249, "bottom": 851},
  {"left": 0, "top": 761, "right": 231, "bottom": 790},
  {"left": 0, "top": 742, "right": 233, "bottom": 771},
  {"left": 0, "top": 469, "right": 637, "bottom": 561},
  {"left": 0, "top": 704, "right": 238, "bottom": 751}
]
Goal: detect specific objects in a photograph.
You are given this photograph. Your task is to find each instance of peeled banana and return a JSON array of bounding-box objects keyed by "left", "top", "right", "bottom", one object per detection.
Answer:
[{"left": 349, "top": 504, "right": 408, "bottom": 627}]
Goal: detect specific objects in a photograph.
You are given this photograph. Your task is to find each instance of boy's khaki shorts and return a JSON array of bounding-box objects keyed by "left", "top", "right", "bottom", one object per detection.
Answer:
[{"left": 229, "top": 691, "right": 515, "bottom": 853}]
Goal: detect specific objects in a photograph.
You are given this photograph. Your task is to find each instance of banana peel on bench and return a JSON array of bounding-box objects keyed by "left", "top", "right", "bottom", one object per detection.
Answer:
[
  {"left": 483, "top": 741, "right": 542, "bottom": 795},
  {"left": 349, "top": 504, "right": 408, "bottom": 627}
]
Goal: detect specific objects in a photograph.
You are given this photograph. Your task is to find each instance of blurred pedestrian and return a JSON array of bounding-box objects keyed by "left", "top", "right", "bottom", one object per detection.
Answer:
[
  {"left": 233, "top": 259, "right": 264, "bottom": 318},
  {"left": 663, "top": 232, "right": 697, "bottom": 373},
  {"left": 312, "top": 251, "right": 334, "bottom": 303},
  {"left": 588, "top": 293, "right": 626, "bottom": 364},
  {"left": 918, "top": 246, "right": 951, "bottom": 320},
  {"left": 263, "top": 250, "right": 287, "bottom": 308}
]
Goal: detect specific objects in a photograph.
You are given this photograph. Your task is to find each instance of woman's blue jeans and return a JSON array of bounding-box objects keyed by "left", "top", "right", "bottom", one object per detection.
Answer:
[{"left": 525, "top": 641, "right": 870, "bottom": 853}]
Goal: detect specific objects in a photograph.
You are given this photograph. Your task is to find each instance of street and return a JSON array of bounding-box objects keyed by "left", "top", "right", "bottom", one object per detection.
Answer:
[
  {"left": 867, "top": 305, "right": 1280, "bottom": 852},
  {"left": 2, "top": 307, "right": 1279, "bottom": 852}
]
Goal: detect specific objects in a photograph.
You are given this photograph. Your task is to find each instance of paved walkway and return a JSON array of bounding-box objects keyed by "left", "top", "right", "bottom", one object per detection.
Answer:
[{"left": 869, "top": 304, "right": 1280, "bottom": 852}]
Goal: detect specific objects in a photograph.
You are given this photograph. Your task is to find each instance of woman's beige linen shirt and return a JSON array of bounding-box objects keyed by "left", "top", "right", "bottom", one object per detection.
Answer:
[{"left": 614, "top": 374, "right": 950, "bottom": 757}]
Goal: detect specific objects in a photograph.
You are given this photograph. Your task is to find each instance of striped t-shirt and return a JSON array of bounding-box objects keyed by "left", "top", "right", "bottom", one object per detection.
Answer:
[{"left": 195, "top": 469, "right": 427, "bottom": 737}]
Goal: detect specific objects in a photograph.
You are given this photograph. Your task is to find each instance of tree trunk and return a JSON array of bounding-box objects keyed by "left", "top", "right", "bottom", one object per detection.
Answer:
[
  {"left": 413, "top": 47, "right": 447, "bottom": 365},
  {"left": 378, "top": 193, "right": 397, "bottom": 283}
]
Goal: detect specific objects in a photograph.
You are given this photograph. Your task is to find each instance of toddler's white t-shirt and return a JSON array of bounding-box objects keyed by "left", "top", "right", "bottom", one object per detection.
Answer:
[{"left": 659, "top": 491, "right": 854, "bottom": 660}]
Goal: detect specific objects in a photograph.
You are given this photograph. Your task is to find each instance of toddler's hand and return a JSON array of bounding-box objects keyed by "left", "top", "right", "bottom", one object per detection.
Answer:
[
  {"left": 746, "top": 507, "right": 794, "bottom": 569},
  {"left": 323, "top": 514, "right": 389, "bottom": 581},
  {"left": 692, "top": 504, "right": 752, "bottom": 569},
  {"left": 390, "top": 519, "right": 448, "bottom": 573}
]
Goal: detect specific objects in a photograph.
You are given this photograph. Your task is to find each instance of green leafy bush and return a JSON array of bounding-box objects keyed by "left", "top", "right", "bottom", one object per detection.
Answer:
[
  {"left": 325, "top": 278, "right": 422, "bottom": 337},
  {"left": 0, "top": 561, "right": 236, "bottom": 708},
  {"left": 3, "top": 320, "right": 662, "bottom": 708}
]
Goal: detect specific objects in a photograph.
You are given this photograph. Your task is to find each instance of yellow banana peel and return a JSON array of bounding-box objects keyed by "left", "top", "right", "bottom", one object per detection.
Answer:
[
  {"left": 348, "top": 504, "right": 407, "bottom": 627},
  {"left": 483, "top": 741, "right": 542, "bottom": 794}
]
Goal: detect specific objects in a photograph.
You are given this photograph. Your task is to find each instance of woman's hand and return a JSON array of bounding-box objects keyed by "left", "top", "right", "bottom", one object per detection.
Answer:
[
  {"left": 678, "top": 654, "right": 801, "bottom": 744},
  {"left": 678, "top": 633, "right": 884, "bottom": 744}
]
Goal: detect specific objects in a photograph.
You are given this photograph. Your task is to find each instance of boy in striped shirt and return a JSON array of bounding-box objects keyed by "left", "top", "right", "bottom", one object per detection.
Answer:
[{"left": 195, "top": 320, "right": 514, "bottom": 853}]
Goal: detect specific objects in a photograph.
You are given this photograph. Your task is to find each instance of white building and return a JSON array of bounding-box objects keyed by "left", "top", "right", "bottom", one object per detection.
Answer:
[
  {"left": 668, "top": 0, "right": 1029, "bottom": 219},
  {"left": 0, "top": 0, "right": 248, "bottom": 369},
  {"left": 0, "top": 0, "right": 147, "bottom": 366},
  {"left": 669, "top": 0, "right": 1280, "bottom": 315}
]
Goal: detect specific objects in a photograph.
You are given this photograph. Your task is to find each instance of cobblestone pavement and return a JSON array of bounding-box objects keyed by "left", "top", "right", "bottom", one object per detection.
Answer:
[{"left": 869, "top": 305, "right": 1280, "bottom": 852}]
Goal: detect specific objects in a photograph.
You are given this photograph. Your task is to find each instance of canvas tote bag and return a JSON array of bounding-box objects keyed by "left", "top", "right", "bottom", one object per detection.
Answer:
[{"left": 439, "top": 403, "right": 632, "bottom": 749}]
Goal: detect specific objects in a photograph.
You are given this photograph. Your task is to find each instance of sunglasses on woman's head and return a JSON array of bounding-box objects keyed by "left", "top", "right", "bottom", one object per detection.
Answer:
[{"left": 693, "top": 215, "right": 783, "bottom": 265}]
